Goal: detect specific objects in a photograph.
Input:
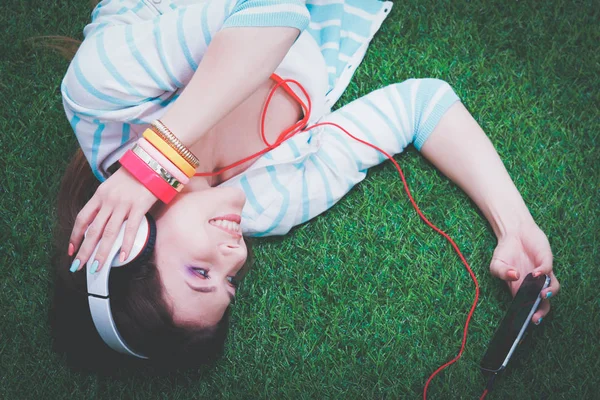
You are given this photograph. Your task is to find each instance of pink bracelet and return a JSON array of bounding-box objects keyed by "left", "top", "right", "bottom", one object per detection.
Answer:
[
  {"left": 119, "top": 150, "right": 178, "bottom": 204},
  {"left": 138, "top": 138, "right": 190, "bottom": 184}
]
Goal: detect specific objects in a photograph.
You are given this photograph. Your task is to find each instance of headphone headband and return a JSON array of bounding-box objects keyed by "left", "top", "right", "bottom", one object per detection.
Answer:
[{"left": 85, "top": 215, "right": 156, "bottom": 359}]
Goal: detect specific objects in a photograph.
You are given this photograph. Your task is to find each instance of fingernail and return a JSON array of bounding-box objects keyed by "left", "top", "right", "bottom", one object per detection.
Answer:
[
  {"left": 546, "top": 291, "right": 553, "bottom": 299},
  {"left": 532, "top": 272, "right": 540, "bottom": 277},
  {"left": 69, "top": 259, "right": 80, "bottom": 273},
  {"left": 90, "top": 260, "right": 99, "bottom": 274},
  {"left": 68, "top": 243, "right": 74, "bottom": 257},
  {"left": 535, "top": 317, "right": 543, "bottom": 325},
  {"left": 119, "top": 251, "right": 126, "bottom": 263}
]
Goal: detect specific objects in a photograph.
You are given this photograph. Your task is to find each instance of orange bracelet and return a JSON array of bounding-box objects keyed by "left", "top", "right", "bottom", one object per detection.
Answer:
[{"left": 142, "top": 128, "right": 196, "bottom": 177}]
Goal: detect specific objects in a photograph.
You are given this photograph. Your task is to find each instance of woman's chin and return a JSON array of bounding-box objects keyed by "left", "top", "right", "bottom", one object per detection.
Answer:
[{"left": 178, "top": 185, "right": 246, "bottom": 213}]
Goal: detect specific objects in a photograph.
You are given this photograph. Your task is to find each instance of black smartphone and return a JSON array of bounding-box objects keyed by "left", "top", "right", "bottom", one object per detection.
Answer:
[{"left": 480, "top": 273, "right": 551, "bottom": 373}]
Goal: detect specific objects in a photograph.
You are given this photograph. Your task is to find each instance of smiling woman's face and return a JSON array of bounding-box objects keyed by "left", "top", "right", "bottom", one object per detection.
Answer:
[{"left": 153, "top": 186, "right": 248, "bottom": 328}]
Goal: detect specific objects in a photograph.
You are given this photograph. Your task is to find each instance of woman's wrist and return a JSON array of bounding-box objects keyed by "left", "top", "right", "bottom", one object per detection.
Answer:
[{"left": 484, "top": 194, "right": 535, "bottom": 240}]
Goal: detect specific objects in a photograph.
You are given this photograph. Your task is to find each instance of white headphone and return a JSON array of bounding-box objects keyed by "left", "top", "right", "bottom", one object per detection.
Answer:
[{"left": 85, "top": 214, "right": 157, "bottom": 359}]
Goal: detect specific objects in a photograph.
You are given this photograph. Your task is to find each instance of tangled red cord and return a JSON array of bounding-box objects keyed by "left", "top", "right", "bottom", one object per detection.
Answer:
[{"left": 195, "top": 76, "right": 483, "bottom": 399}]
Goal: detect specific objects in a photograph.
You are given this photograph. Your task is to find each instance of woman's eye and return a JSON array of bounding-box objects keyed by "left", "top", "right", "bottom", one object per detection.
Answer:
[
  {"left": 192, "top": 268, "right": 209, "bottom": 279},
  {"left": 227, "top": 276, "right": 238, "bottom": 287}
]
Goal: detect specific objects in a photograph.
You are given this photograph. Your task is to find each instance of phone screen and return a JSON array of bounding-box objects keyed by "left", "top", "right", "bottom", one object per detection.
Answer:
[{"left": 480, "top": 273, "right": 549, "bottom": 372}]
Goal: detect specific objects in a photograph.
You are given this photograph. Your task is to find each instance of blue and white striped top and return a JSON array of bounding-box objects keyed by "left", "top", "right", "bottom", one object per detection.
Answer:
[
  {"left": 62, "top": 1, "right": 462, "bottom": 239},
  {"left": 63, "top": 0, "right": 392, "bottom": 179}
]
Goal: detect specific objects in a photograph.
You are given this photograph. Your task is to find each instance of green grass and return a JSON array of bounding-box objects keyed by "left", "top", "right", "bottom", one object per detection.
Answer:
[{"left": 1, "top": 0, "right": 598, "bottom": 398}]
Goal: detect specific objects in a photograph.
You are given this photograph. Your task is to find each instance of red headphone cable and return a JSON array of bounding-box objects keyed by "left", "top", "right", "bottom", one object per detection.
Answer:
[{"left": 195, "top": 77, "right": 485, "bottom": 399}]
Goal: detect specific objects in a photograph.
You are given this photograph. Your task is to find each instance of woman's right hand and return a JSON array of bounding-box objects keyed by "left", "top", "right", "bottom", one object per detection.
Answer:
[
  {"left": 68, "top": 168, "right": 159, "bottom": 273},
  {"left": 489, "top": 220, "right": 559, "bottom": 324}
]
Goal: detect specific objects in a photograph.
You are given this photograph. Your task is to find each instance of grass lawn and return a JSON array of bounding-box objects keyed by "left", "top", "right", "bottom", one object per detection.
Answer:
[{"left": 1, "top": 0, "right": 598, "bottom": 398}]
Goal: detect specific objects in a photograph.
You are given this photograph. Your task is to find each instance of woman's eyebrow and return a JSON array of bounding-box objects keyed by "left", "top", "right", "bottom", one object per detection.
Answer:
[
  {"left": 194, "top": 286, "right": 216, "bottom": 293},
  {"left": 190, "top": 285, "right": 235, "bottom": 301}
]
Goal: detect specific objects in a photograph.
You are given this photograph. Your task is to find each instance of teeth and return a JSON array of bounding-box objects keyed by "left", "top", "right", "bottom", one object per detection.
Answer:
[{"left": 211, "top": 219, "right": 241, "bottom": 232}]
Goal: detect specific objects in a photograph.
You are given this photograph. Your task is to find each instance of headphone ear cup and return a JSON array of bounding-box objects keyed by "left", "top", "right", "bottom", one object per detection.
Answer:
[{"left": 124, "top": 214, "right": 157, "bottom": 269}]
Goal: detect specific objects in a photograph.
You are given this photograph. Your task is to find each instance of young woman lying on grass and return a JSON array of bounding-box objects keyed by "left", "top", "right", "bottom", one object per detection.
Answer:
[{"left": 52, "top": 0, "right": 559, "bottom": 371}]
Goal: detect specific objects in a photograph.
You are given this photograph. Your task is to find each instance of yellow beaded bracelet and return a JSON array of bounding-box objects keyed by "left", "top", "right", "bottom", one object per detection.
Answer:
[
  {"left": 151, "top": 120, "right": 200, "bottom": 169},
  {"left": 142, "top": 129, "right": 196, "bottom": 178}
]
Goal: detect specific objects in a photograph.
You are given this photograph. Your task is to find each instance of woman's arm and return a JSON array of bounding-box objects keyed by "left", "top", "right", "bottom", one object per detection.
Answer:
[
  {"left": 420, "top": 102, "right": 532, "bottom": 240},
  {"left": 66, "top": 1, "right": 309, "bottom": 271},
  {"left": 160, "top": 26, "right": 299, "bottom": 147},
  {"left": 62, "top": 0, "right": 309, "bottom": 179},
  {"left": 272, "top": 79, "right": 558, "bottom": 323},
  {"left": 420, "top": 102, "right": 560, "bottom": 323}
]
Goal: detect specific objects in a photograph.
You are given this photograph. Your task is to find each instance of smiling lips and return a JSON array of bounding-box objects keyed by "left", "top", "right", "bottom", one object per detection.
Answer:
[{"left": 209, "top": 214, "right": 242, "bottom": 238}]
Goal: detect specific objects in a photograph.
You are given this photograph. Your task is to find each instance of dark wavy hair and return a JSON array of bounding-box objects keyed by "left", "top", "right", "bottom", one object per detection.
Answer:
[{"left": 51, "top": 150, "right": 250, "bottom": 374}]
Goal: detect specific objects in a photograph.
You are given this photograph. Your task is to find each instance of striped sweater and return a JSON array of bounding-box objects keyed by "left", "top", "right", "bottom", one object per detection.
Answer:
[
  {"left": 62, "top": 0, "right": 392, "bottom": 180},
  {"left": 61, "top": 1, "right": 460, "bottom": 239}
]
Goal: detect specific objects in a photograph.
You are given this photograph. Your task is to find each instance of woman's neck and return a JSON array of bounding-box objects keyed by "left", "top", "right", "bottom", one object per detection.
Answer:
[
  {"left": 188, "top": 117, "right": 258, "bottom": 188},
  {"left": 188, "top": 78, "right": 304, "bottom": 187}
]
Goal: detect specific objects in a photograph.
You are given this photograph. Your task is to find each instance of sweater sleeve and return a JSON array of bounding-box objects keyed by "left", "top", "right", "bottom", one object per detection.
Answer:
[
  {"left": 228, "top": 78, "right": 461, "bottom": 237},
  {"left": 62, "top": 0, "right": 309, "bottom": 181},
  {"left": 223, "top": 0, "right": 309, "bottom": 30},
  {"left": 286, "top": 79, "right": 461, "bottom": 232}
]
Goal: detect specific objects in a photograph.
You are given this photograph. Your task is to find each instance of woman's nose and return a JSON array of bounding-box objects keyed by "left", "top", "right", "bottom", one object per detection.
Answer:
[{"left": 219, "top": 242, "right": 247, "bottom": 262}]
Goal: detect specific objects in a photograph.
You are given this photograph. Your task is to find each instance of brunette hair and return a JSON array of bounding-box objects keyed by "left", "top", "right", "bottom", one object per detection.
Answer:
[{"left": 51, "top": 150, "right": 244, "bottom": 374}]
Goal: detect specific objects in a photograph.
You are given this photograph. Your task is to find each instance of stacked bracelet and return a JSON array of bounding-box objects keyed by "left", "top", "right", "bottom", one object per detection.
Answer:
[
  {"left": 119, "top": 150, "right": 179, "bottom": 204},
  {"left": 142, "top": 128, "right": 196, "bottom": 178},
  {"left": 119, "top": 121, "right": 198, "bottom": 204},
  {"left": 138, "top": 138, "right": 190, "bottom": 185},
  {"left": 131, "top": 145, "right": 183, "bottom": 191},
  {"left": 150, "top": 120, "right": 200, "bottom": 169}
]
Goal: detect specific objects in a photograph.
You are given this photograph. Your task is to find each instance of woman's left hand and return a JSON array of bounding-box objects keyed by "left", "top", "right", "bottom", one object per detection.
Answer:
[
  {"left": 68, "top": 168, "right": 159, "bottom": 273},
  {"left": 489, "top": 220, "right": 560, "bottom": 324}
]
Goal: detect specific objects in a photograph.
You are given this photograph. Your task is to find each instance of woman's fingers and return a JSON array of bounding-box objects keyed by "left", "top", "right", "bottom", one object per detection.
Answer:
[
  {"left": 531, "top": 232, "right": 553, "bottom": 277},
  {"left": 69, "top": 197, "right": 101, "bottom": 256},
  {"left": 532, "top": 271, "right": 558, "bottom": 325},
  {"left": 531, "top": 248, "right": 557, "bottom": 325},
  {"left": 67, "top": 168, "right": 160, "bottom": 273},
  {"left": 71, "top": 207, "right": 112, "bottom": 271},
  {"left": 489, "top": 258, "right": 520, "bottom": 281},
  {"left": 541, "top": 271, "right": 560, "bottom": 300},
  {"left": 532, "top": 251, "right": 553, "bottom": 278},
  {"left": 532, "top": 299, "right": 550, "bottom": 325},
  {"left": 91, "top": 207, "right": 129, "bottom": 273},
  {"left": 119, "top": 211, "right": 146, "bottom": 264}
]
